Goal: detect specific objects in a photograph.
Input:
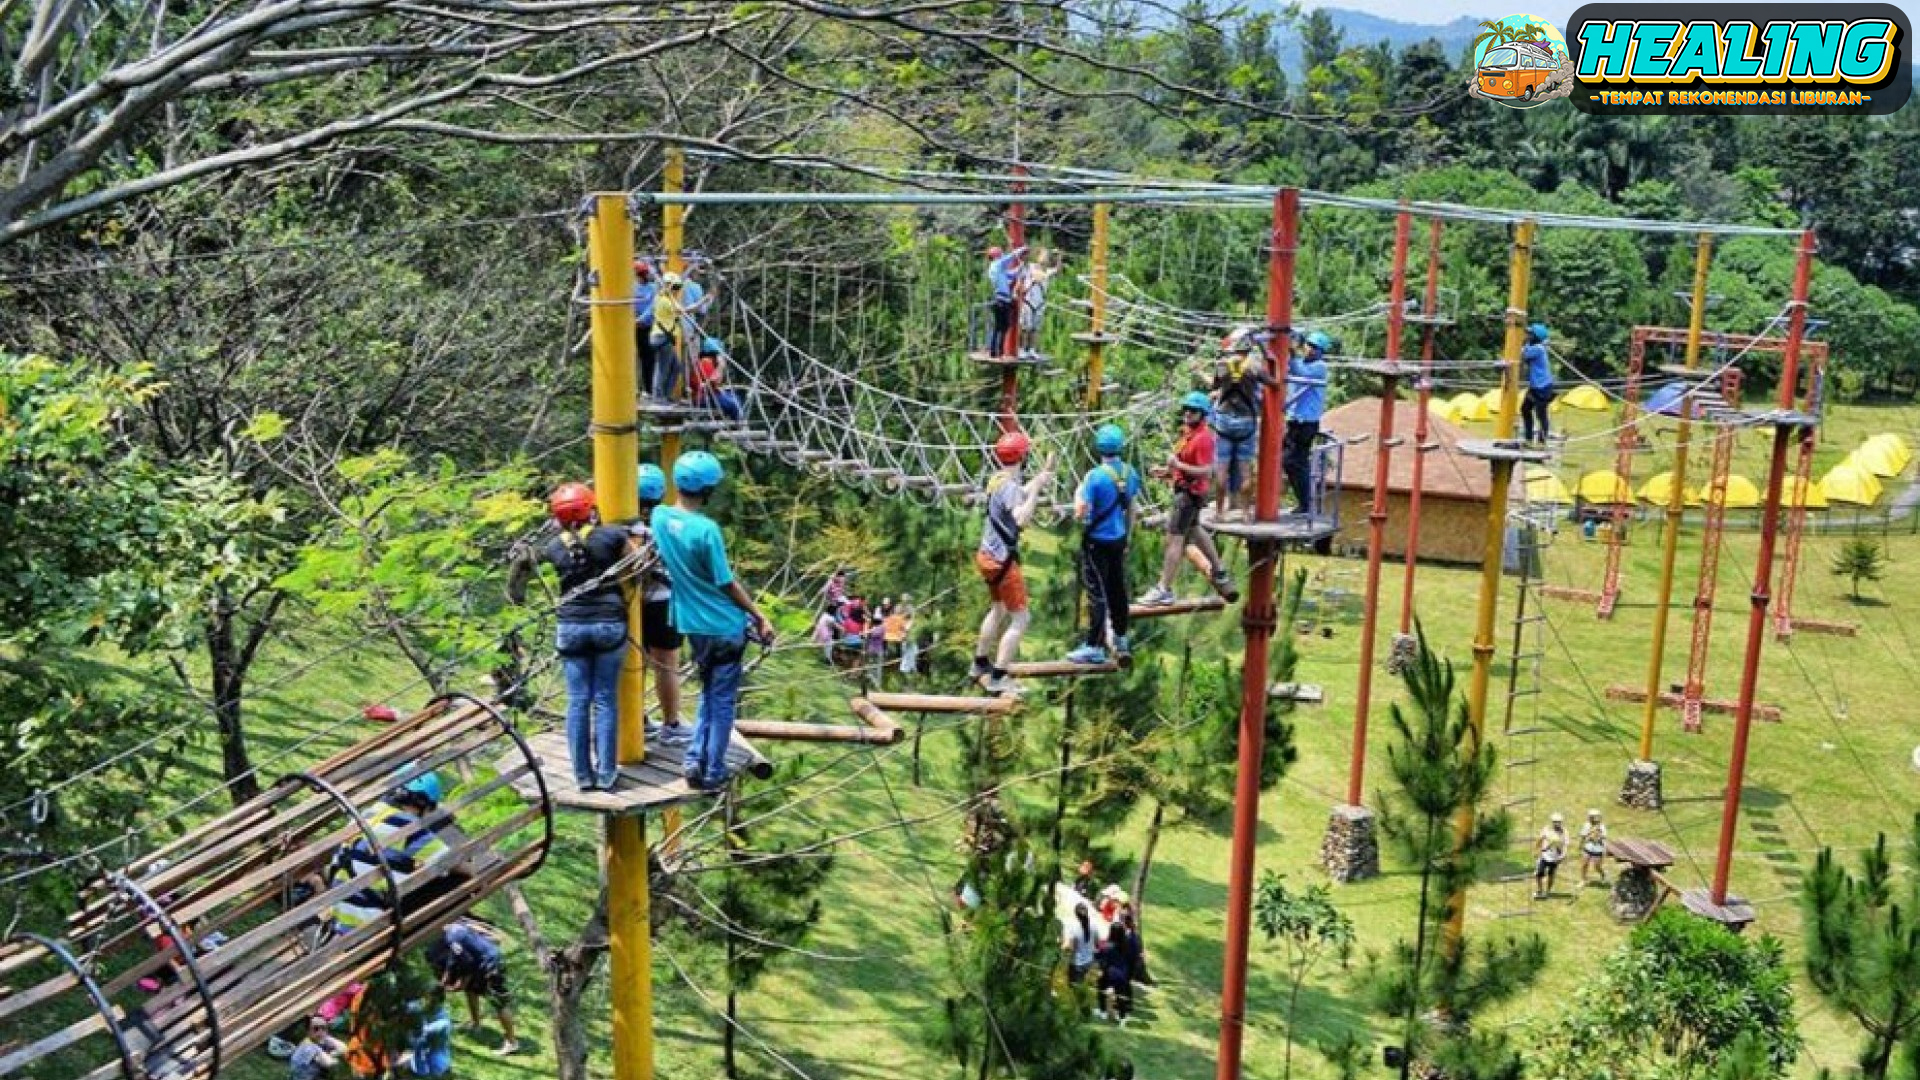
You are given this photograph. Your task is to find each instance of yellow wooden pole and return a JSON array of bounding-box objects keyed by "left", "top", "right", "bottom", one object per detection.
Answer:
[
  {"left": 1637, "top": 232, "right": 1713, "bottom": 761},
  {"left": 658, "top": 147, "right": 687, "bottom": 855},
  {"left": 586, "top": 193, "right": 654, "bottom": 1080},
  {"left": 1445, "top": 218, "right": 1534, "bottom": 955},
  {"left": 1085, "top": 202, "right": 1110, "bottom": 409}
]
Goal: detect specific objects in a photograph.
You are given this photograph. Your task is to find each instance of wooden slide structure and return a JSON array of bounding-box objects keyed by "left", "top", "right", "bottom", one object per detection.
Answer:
[{"left": 0, "top": 694, "right": 552, "bottom": 1080}]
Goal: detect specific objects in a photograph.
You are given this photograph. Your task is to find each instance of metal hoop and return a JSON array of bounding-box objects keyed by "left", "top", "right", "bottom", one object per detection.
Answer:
[
  {"left": 4, "top": 932, "right": 137, "bottom": 1080},
  {"left": 426, "top": 692, "right": 555, "bottom": 877},
  {"left": 274, "top": 771, "right": 408, "bottom": 969},
  {"left": 108, "top": 873, "right": 223, "bottom": 1080}
]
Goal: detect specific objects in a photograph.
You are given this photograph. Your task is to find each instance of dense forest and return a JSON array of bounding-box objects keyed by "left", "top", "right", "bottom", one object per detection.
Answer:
[{"left": 4, "top": 2, "right": 1920, "bottom": 1077}]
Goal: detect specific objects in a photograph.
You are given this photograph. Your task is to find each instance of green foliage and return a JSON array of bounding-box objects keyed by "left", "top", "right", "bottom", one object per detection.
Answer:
[
  {"left": 1364, "top": 622, "right": 1545, "bottom": 1076},
  {"left": 1831, "top": 538, "right": 1887, "bottom": 602},
  {"left": 1257, "top": 873, "right": 1357, "bottom": 1079},
  {"left": 1800, "top": 815, "right": 1920, "bottom": 1079},
  {"left": 1529, "top": 907, "right": 1801, "bottom": 1080}
]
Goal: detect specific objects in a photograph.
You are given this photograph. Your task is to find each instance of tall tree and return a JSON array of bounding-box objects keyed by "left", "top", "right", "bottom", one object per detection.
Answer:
[{"left": 1801, "top": 816, "right": 1920, "bottom": 1080}]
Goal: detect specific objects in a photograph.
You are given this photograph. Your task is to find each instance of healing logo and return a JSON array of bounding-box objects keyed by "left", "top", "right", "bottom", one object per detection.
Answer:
[{"left": 1469, "top": 14, "right": 1574, "bottom": 108}]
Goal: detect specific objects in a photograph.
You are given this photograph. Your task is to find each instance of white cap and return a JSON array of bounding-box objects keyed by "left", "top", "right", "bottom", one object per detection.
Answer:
[
  {"left": 1549, "top": 812, "right": 1565, "bottom": 823},
  {"left": 1588, "top": 808, "right": 1602, "bottom": 818}
]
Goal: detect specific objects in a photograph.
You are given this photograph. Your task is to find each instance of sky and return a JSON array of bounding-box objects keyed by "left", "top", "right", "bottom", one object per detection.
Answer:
[{"left": 1301, "top": 0, "right": 1910, "bottom": 32}]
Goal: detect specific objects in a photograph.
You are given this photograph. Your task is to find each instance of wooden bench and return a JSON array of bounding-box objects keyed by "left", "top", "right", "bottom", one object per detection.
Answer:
[{"left": 1605, "top": 837, "right": 1676, "bottom": 922}]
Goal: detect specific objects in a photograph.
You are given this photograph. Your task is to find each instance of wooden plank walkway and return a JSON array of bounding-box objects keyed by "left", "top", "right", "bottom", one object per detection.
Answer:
[{"left": 500, "top": 728, "right": 768, "bottom": 817}]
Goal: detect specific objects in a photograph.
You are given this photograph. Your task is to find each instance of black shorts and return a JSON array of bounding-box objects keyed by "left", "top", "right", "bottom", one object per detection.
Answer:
[
  {"left": 466, "top": 964, "right": 511, "bottom": 1009},
  {"left": 1165, "top": 489, "right": 1206, "bottom": 537},
  {"left": 642, "top": 597, "right": 682, "bottom": 651}
]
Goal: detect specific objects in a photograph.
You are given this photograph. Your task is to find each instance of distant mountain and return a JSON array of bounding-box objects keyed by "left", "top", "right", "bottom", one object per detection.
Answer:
[{"left": 1243, "top": 5, "right": 1487, "bottom": 73}]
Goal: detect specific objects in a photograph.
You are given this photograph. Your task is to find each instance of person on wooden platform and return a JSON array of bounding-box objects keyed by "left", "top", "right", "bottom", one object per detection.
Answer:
[
  {"left": 1210, "top": 327, "right": 1279, "bottom": 520},
  {"left": 1137, "top": 393, "right": 1237, "bottom": 608},
  {"left": 631, "top": 464, "right": 689, "bottom": 749},
  {"left": 1284, "top": 331, "right": 1332, "bottom": 514},
  {"left": 633, "top": 259, "right": 658, "bottom": 394},
  {"left": 1579, "top": 808, "right": 1609, "bottom": 887},
  {"left": 971, "top": 431, "right": 1056, "bottom": 696},
  {"left": 1068, "top": 423, "right": 1139, "bottom": 665},
  {"left": 1017, "top": 248, "right": 1060, "bottom": 360},
  {"left": 984, "top": 244, "right": 1027, "bottom": 358},
  {"left": 1522, "top": 322, "right": 1556, "bottom": 446},
  {"left": 653, "top": 452, "right": 775, "bottom": 792},
  {"left": 508, "top": 482, "right": 632, "bottom": 790},
  {"left": 690, "top": 336, "right": 744, "bottom": 422},
  {"left": 647, "top": 272, "right": 687, "bottom": 402}
]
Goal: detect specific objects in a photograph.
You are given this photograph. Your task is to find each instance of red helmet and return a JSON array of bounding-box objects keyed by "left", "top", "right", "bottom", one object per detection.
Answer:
[
  {"left": 987, "top": 245, "right": 1004, "bottom": 260},
  {"left": 549, "top": 482, "right": 595, "bottom": 526},
  {"left": 993, "top": 431, "right": 1032, "bottom": 466}
]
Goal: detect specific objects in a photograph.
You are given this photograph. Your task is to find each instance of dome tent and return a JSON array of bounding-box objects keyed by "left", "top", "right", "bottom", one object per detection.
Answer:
[
  {"left": 1639, "top": 470, "right": 1702, "bottom": 507},
  {"left": 1821, "top": 462, "right": 1882, "bottom": 506},
  {"left": 1522, "top": 466, "right": 1573, "bottom": 504},
  {"left": 1556, "top": 385, "right": 1610, "bottom": 412},
  {"left": 1575, "top": 470, "right": 1634, "bottom": 505}
]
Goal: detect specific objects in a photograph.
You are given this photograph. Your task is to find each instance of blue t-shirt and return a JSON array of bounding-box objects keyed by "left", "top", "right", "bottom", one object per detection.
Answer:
[
  {"left": 1523, "top": 342, "right": 1554, "bottom": 390},
  {"left": 651, "top": 504, "right": 746, "bottom": 639},
  {"left": 1080, "top": 461, "right": 1140, "bottom": 543},
  {"left": 988, "top": 252, "right": 1023, "bottom": 301},
  {"left": 682, "top": 280, "right": 707, "bottom": 316},
  {"left": 634, "top": 282, "right": 657, "bottom": 326},
  {"left": 1287, "top": 355, "right": 1329, "bottom": 422}
]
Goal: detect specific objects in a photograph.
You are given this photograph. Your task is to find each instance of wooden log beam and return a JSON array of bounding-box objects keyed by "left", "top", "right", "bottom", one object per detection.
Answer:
[
  {"left": 1129, "top": 596, "right": 1228, "bottom": 620},
  {"left": 1005, "top": 660, "right": 1120, "bottom": 678},
  {"left": 848, "top": 697, "right": 903, "bottom": 742},
  {"left": 1603, "top": 685, "right": 1784, "bottom": 723},
  {"left": 865, "top": 691, "right": 1016, "bottom": 715},
  {"left": 735, "top": 720, "right": 896, "bottom": 745}
]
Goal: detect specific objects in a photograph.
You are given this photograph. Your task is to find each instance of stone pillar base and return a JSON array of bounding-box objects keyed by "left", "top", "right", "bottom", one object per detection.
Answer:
[
  {"left": 1386, "top": 633, "right": 1418, "bottom": 676},
  {"left": 1620, "top": 759, "right": 1663, "bottom": 811},
  {"left": 1320, "top": 804, "right": 1380, "bottom": 883},
  {"left": 1611, "top": 866, "right": 1659, "bottom": 922}
]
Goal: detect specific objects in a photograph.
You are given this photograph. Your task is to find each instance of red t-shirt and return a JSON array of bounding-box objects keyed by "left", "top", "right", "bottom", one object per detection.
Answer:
[
  {"left": 1174, "top": 424, "right": 1215, "bottom": 496},
  {"left": 690, "top": 357, "right": 721, "bottom": 398}
]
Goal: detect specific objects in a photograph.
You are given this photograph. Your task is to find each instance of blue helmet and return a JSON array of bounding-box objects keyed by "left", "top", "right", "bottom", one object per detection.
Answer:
[
  {"left": 402, "top": 772, "right": 443, "bottom": 808},
  {"left": 1305, "top": 330, "right": 1333, "bottom": 353},
  {"left": 1094, "top": 424, "right": 1126, "bottom": 455},
  {"left": 1527, "top": 322, "right": 1550, "bottom": 343},
  {"left": 674, "top": 451, "right": 725, "bottom": 494},
  {"left": 1180, "top": 391, "right": 1212, "bottom": 413},
  {"left": 700, "top": 336, "right": 724, "bottom": 357},
  {"left": 638, "top": 463, "right": 667, "bottom": 503}
]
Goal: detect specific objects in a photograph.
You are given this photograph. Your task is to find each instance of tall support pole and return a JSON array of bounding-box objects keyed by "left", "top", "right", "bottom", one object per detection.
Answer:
[
  {"left": 1597, "top": 333, "right": 1648, "bottom": 620},
  {"left": 1000, "top": 166, "right": 1028, "bottom": 430},
  {"left": 1216, "top": 187, "right": 1297, "bottom": 1080},
  {"left": 1444, "top": 218, "right": 1534, "bottom": 955},
  {"left": 1773, "top": 344, "right": 1827, "bottom": 640},
  {"left": 1084, "top": 202, "right": 1111, "bottom": 410},
  {"left": 586, "top": 194, "right": 654, "bottom": 1080},
  {"left": 658, "top": 148, "right": 688, "bottom": 853},
  {"left": 1637, "top": 233, "right": 1713, "bottom": 759},
  {"left": 1397, "top": 218, "right": 1444, "bottom": 639},
  {"left": 1681, "top": 371, "right": 1742, "bottom": 733},
  {"left": 1712, "top": 229, "right": 1816, "bottom": 908}
]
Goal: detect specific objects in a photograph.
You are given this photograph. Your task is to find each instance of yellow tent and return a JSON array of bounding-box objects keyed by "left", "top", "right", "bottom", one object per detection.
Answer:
[
  {"left": 1842, "top": 451, "right": 1891, "bottom": 493},
  {"left": 1710, "top": 474, "right": 1762, "bottom": 508},
  {"left": 1856, "top": 435, "right": 1912, "bottom": 477},
  {"left": 1429, "top": 398, "right": 1462, "bottom": 423},
  {"left": 1451, "top": 391, "right": 1490, "bottom": 422},
  {"left": 1783, "top": 474, "right": 1829, "bottom": 509},
  {"left": 1870, "top": 431, "right": 1912, "bottom": 459},
  {"left": 1575, "top": 470, "right": 1634, "bottom": 504},
  {"left": 1821, "top": 462, "right": 1882, "bottom": 506},
  {"left": 1558, "top": 385, "right": 1610, "bottom": 412},
  {"left": 1639, "top": 470, "right": 1703, "bottom": 506},
  {"left": 1522, "top": 466, "right": 1573, "bottom": 505},
  {"left": 1478, "top": 388, "right": 1505, "bottom": 417}
]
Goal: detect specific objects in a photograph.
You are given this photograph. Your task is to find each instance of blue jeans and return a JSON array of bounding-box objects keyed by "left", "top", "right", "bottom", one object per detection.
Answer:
[
  {"left": 686, "top": 634, "right": 746, "bottom": 787},
  {"left": 1212, "top": 413, "right": 1258, "bottom": 494},
  {"left": 651, "top": 337, "right": 681, "bottom": 400},
  {"left": 558, "top": 621, "right": 627, "bottom": 786}
]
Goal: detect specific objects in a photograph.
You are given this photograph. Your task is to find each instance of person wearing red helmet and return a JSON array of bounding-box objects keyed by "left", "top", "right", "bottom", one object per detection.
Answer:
[
  {"left": 507, "top": 483, "right": 635, "bottom": 790},
  {"left": 972, "top": 431, "right": 1055, "bottom": 696}
]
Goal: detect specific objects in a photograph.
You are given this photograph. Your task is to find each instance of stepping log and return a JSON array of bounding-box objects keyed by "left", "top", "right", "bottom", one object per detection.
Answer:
[
  {"left": 865, "top": 691, "right": 1016, "bottom": 715},
  {"left": 1129, "top": 596, "right": 1228, "bottom": 620},
  {"left": 1007, "top": 660, "right": 1121, "bottom": 678},
  {"left": 849, "top": 697, "right": 903, "bottom": 742},
  {"left": 735, "top": 719, "right": 898, "bottom": 745}
]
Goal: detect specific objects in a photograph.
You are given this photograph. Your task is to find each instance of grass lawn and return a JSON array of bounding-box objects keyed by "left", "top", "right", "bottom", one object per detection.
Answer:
[{"left": 146, "top": 402, "right": 1920, "bottom": 1080}]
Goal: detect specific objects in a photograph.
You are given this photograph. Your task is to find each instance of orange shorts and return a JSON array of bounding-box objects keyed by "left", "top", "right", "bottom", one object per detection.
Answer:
[{"left": 975, "top": 551, "right": 1029, "bottom": 613}]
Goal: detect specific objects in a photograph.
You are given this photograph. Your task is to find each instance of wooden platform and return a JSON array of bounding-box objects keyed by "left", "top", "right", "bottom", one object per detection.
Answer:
[
  {"left": 1007, "top": 659, "right": 1122, "bottom": 678},
  {"left": 1603, "top": 685, "right": 1783, "bottom": 723},
  {"left": 1269, "top": 682, "right": 1325, "bottom": 704},
  {"left": 637, "top": 399, "right": 701, "bottom": 419},
  {"left": 1345, "top": 358, "right": 1413, "bottom": 378},
  {"left": 1538, "top": 585, "right": 1602, "bottom": 603},
  {"left": 1784, "top": 617, "right": 1858, "bottom": 637},
  {"left": 1679, "top": 887, "right": 1756, "bottom": 930},
  {"left": 1070, "top": 331, "right": 1118, "bottom": 346},
  {"left": 1130, "top": 596, "right": 1228, "bottom": 619},
  {"left": 1458, "top": 439, "right": 1553, "bottom": 464},
  {"left": 1206, "top": 515, "right": 1339, "bottom": 543},
  {"left": 1606, "top": 837, "right": 1675, "bottom": 869},
  {"left": 500, "top": 728, "right": 769, "bottom": 817},
  {"left": 865, "top": 691, "right": 1016, "bottom": 715},
  {"left": 967, "top": 351, "right": 1050, "bottom": 368}
]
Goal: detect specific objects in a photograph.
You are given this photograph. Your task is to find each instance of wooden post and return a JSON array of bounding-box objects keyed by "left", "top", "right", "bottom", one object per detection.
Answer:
[{"left": 1085, "top": 201, "right": 1110, "bottom": 409}]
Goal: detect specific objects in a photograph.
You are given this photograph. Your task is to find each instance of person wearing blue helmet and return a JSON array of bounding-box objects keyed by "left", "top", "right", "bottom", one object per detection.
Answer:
[
  {"left": 325, "top": 769, "right": 461, "bottom": 935},
  {"left": 1068, "top": 423, "right": 1141, "bottom": 665},
  {"left": 1210, "top": 326, "right": 1280, "bottom": 520},
  {"left": 630, "top": 463, "right": 688, "bottom": 748},
  {"left": 1521, "top": 322, "right": 1555, "bottom": 445},
  {"left": 1284, "top": 331, "right": 1333, "bottom": 513},
  {"left": 1138, "top": 392, "right": 1238, "bottom": 607},
  {"left": 652, "top": 451, "right": 774, "bottom": 791}
]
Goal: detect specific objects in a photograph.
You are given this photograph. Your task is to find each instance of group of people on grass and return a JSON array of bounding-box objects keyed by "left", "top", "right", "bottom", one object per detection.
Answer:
[
  {"left": 1532, "top": 808, "right": 1609, "bottom": 899},
  {"left": 984, "top": 245, "right": 1063, "bottom": 360},
  {"left": 968, "top": 328, "right": 1338, "bottom": 693},
  {"left": 513, "top": 452, "right": 772, "bottom": 794},
  {"left": 1064, "top": 861, "right": 1148, "bottom": 1027},
  {"left": 634, "top": 256, "right": 745, "bottom": 421},
  {"left": 812, "top": 577, "right": 923, "bottom": 679}
]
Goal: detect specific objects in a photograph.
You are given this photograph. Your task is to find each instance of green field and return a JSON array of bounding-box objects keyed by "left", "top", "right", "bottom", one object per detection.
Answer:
[{"left": 183, "top": 401, "right": 1920, "bottom": 1080}]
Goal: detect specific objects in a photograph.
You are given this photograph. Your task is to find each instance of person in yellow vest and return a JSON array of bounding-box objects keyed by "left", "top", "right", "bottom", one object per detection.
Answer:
[
  {"left": 1209, "top": 328, "right": 1280, "bottom": 520},
  {"left": 327, "top": 772, "right": 458, "bottom": 936},
  {"left": 648, "top": 272, "right": 687, "bottom": 402}
]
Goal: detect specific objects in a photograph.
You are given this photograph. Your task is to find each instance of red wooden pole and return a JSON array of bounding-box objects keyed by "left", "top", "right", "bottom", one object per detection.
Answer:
[
  {"left": 1710, "top": 228, "right": 1815, "bottom": 907},
  {"left": 1000, "top": 167, "right": 1028, "bottom": 431},
  {"left": 1346, "top": 209, "right": 1411, "bottom": 807},
  {"left": 1216, "top": 187, "right": 1297, "bottom": 1080},
  {"left": 1397, "top": 219, "right": 1443, "bottom": 637}
]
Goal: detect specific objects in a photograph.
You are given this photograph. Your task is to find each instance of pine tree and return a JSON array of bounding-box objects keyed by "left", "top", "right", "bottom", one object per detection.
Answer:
[
  {"left": 1801, "top": 814, "right": 1920, "bottom": 1079},
  {"left": 1831, "top": 538, "right": 1887, "bottom": 602},
  {"left": 1365, "top": 623, "right": 1547, "bottom": 1080}
]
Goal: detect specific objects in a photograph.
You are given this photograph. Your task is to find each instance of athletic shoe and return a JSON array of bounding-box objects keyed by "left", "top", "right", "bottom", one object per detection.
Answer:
[
  {"left": 970, "top": 655, "right": 993, "bottom": 681},
  {"left": 656, "top": 723, "right": 693, "bottom": 747},
  {"left": 1094, "top": 1009, "right": 1108, "bottom": 1022},
  {"left": 594, "top": 773, "right": 620, "bottom": 791},
  {"left": 695, "top": 771, "right": 732, "bottom": 792},
  {"left": 984, "top": 674, "right": 1024, "bottom": 697},
  {"left": 1113, "top": 634, "right": 1131, "bottom": 659},
  {"left": 1211, "top": 570, "right": 1241, "bottom": 603},
  {"left": 1065, "top": 645, "right": 1110, "bottom": 665},
  {"left": 496, "top": 1040, "right": 522, "bottom": 1057},
  {"left": 1135, "top": 586, "right": 1176, "bottom": 607}
]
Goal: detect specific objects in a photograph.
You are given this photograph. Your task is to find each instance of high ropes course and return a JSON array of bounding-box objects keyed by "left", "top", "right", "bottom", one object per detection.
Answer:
[{"left": 0, "top": 154, "right": 1826, "bottom": 1080}]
